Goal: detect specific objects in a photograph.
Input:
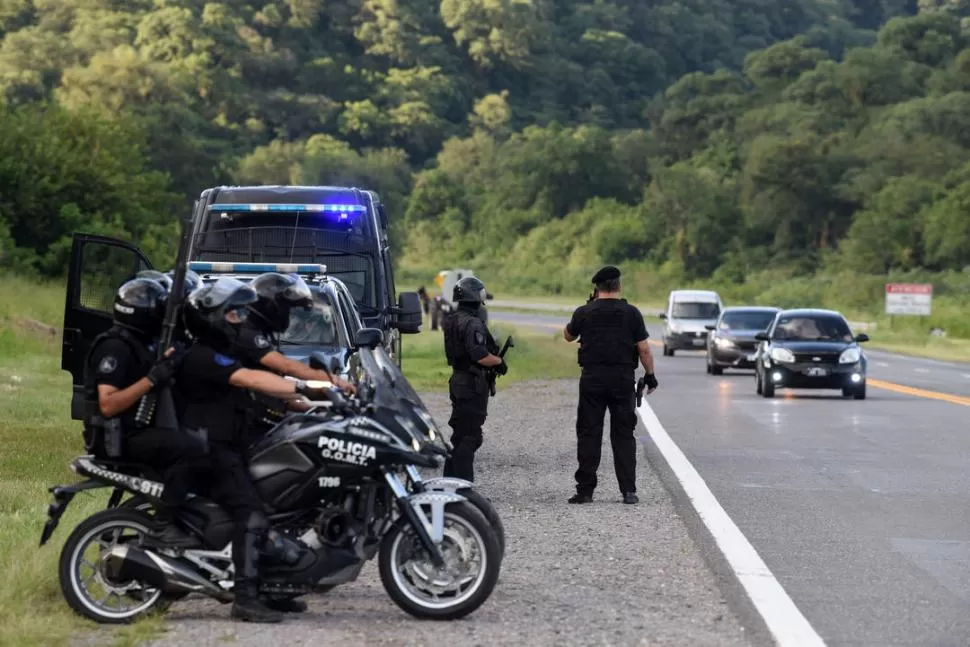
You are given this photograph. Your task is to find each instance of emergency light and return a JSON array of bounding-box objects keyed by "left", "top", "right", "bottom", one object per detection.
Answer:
[
  {"left": 187, "top": 262, "right": 328, "bottom": 275},
  {"left": 206, "top": 203, "right": 366, "bottom": 213}
]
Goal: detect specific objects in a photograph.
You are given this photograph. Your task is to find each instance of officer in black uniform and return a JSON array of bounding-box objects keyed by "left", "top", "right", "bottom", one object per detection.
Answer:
[
  {"left": 562, "top": 266, "right": 658, "bottom": 504},
  {"left": 83, "top": 277, "right": 206, "bottom": 547},
  {"left": 178, "top": 277, "right": 331, "bottom": 623},
  {"left": 441, "top": 276, "right": 507, "bottom": 482},
  {"left": 223, "top": 272, "right": 356, "bottom": 443}
]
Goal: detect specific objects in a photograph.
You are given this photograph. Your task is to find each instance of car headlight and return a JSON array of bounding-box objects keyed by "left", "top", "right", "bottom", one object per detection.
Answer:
[
  {"left": 769, "top": 347, "right": 795, "bottom": 363},
  {"left": 839, "top": 347, "right": 861, "bottom": 364},
  {"left": 715, "top": 337, "right": 734, "bottom": 349}
]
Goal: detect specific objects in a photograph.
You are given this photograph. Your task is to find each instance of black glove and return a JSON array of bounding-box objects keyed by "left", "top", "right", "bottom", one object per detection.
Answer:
[
  {"left": 644, "top": 373, "right": 658, "bottom": 390},
  {"left": 146, "top": 351, "right": 185, "bottom": 386},
  {"left": 494, "top": 360, "right": 509, "bottom": 376}
]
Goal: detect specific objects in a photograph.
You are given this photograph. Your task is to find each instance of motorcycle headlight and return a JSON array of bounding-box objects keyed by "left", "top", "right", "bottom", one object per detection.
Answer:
[
  {"left": 411, "top": 438, "right": 421, "bottom": 452},
  {"left": 839, "top": 347, "right": 861, "bottom": 364},
  {"left": 769, "top": 347, "right": 795, "bottom": 363},
  {"left": 413, "top": 407, "right": 439, "bottom": 440}
]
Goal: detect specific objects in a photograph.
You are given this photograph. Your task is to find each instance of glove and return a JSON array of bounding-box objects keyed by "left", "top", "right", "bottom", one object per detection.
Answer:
[
  {"left": 644, "top": 373, "right": 658, "bottom": 390},
  {"left": 494, "top": 360, "right": 509, "bottom": 376},
  {"left": 146, "top": 350, "right": 185, "bottom": 386}
]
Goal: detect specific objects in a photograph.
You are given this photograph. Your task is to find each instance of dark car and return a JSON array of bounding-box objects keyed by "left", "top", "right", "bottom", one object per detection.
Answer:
[
  {"left": 754, "top": 308, "right": 869, "bottom": 399},
  {"left": 705, "top": 306, "right": 780, "bottom": 374}
]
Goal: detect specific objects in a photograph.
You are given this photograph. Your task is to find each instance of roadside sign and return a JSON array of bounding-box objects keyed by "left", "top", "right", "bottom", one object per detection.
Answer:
[{"left": 885, "top": 283, "right": 932, "bottom": 315}]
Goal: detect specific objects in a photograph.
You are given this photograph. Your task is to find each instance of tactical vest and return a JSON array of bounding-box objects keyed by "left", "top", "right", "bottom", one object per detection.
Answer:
[
  {"left": 577, "top": 300, "right": 638, "bottom": 369},
  {"left": 81, "top": 327, "right": 154, "bottom": 457},
  {"left": 443, "top": 308, "right": 497, "bottom": 371}
]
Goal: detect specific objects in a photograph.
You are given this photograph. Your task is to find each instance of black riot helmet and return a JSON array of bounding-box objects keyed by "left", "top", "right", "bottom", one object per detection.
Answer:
[
  {"left": 113, "top": 277, "right": 169, "bottom": 339},
  {"left": 183, "top": 277, "right": 259, "bottom": 349},
  {"left": 248, "top": 272, "right": 314, "bottom": 334},
  {"left": 136, "top": 270, "right": 173, "bottom": 293},
  {"left": 453, "top": 276, "right": 487, "bottom": 305},
  {"left": 166, "top": 268, "right": 203, "bottom": 299}
]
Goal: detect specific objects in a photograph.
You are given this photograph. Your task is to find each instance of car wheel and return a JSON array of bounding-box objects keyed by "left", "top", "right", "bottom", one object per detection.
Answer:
[
  {"left": 842, "top": 387, "right": 852, "bottom": 398},
  {"left": 705, "top": 358, "right": 712, "bottom": 374},
  {"left": 762, "top": 377, "right": 775, "bottom": 398},
  {"left": 755, "top": 371, "right": 763, "bottom": 395},
  {"left": 711, "top": 364, "right": 723, "bottom": 375},
  {"left": 853, "top": 382, "right": 866, "bottom": 400}
]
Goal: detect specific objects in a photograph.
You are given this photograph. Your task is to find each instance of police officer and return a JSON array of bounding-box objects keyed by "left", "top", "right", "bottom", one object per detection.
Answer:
[
  {"left": 177, "top": 277, "right": 331, "bottom": 623},
  {"left": 441, "top": 276, "right": 507, "bottom": 482},
  {"left": 222, "top": 272, "right": 355, "bottom": 443},
  {"left": 562, "top": 266, "right": 658, "bottom": 504},
  {"left": 84, "top": 277, "right": 206, "bottom": 547}
]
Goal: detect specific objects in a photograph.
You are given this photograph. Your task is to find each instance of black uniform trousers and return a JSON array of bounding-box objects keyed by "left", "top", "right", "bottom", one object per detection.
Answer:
[
  {"left": 125, "top": 428, "right": 209, "bottom": 516},
  {"left": 443, "top": 370, "right": 489, "bottom": 482},
  {"left": 575, "top": 366, "right": 638, "bottom": 497}
]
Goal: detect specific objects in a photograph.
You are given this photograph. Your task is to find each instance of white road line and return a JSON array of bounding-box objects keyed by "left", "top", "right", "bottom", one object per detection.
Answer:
[
  {"left": 636, "top": 400, "right": 826, "bottom": 647},
  {"left": 963, "top": 374, "right": 970, "bottom": 380},
  {"left": 875, "top": 362, "right": 890, "bottom": 368},
  {"left": 914, "top": 368, "right": 929, "bottom": 374}
]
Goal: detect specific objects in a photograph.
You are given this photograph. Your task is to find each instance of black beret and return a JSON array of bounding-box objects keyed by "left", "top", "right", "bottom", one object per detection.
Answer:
[{"left": 591, "top": 265, "right": 620, "bottom": 283}]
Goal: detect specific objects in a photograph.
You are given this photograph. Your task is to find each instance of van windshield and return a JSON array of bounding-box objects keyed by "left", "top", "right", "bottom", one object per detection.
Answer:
[{"left": 671, "top": 302, "right": 720, "bottom": 319}]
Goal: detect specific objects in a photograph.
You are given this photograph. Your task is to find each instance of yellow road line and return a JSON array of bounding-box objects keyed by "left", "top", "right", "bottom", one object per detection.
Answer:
[{"left": 868, "top": 379, "right": 970, "bottom": 407}]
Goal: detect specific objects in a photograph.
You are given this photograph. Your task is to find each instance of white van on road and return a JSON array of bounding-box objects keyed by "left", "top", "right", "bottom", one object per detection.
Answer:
[{"left": 659, "top": 289, "right": 723, "bottom": 356}]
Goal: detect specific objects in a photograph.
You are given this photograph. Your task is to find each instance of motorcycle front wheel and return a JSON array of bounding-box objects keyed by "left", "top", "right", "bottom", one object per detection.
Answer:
[
  {"left": 58, "top": 508, "right": 177, "bottom": 624},
  {"left": 457, "top": 487, "right": 505, "bottom": 558},
  {"left": 379, "top": 501, "right": 500, "bottom": 620}
]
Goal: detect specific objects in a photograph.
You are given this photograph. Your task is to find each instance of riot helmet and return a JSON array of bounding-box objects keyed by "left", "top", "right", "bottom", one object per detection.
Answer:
[
  {"left": 165, "top": 268, "right": 203, "bottom": 299},
  {"left": 453, "top": 276, "right": 487, "bottom": 305},
  {"left": 248, "top": 272, "right": 314, "bottom": 334},
  {"left": 113, "top": 277, "right": 168, "bottom": 339},
  {"left": 136, "top": 270, "right": 173, "bottom": 292},
  {"left": 183, "top": 277, "right": 258, "bottom": 349}
]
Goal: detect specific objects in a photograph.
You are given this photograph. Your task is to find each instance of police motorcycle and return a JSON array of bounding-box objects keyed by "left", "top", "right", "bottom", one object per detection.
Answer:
[
  {"left": 345, "top": 337, "right": 506, "bottom": 557},
  {"left": 40, "top": 328, "right": 501, "bottom": 624}
]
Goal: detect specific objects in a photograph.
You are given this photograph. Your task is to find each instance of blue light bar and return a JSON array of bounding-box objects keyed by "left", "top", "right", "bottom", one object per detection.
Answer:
[
  {"left": 188, "top": 262, "right": 327, "bottom": 274},
  {"left": 207, "top": 203, "right": 366, "bottom": 213}
]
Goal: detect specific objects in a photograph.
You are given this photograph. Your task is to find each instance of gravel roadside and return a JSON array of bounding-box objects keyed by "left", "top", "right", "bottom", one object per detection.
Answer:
[{"left": 146, "top": 379, "right": 752, "bottom": 646}]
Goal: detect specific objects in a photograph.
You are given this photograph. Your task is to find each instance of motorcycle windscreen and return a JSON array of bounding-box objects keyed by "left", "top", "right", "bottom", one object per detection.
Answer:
[{"left": 357, "top": 344, "right": 426, "bottom": 410}]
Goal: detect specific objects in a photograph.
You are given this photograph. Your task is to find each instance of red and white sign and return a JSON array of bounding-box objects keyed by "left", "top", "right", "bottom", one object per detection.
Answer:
[{"left": 885, "top": 283, "right": 932, "bottom": 315}]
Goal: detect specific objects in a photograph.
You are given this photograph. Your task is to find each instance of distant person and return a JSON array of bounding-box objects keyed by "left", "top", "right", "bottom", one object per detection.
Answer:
[
  {"left": 441, "top": 276, "right": 507, "bottom": 482},
  {"left": 562, "top": 266, "right": 657, "bottom": 504}
]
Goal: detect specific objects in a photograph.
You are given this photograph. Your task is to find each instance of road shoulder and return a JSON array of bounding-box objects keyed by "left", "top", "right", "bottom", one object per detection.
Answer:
[{"left": 147, "top": 380, "right": 752, "bottom": 646}]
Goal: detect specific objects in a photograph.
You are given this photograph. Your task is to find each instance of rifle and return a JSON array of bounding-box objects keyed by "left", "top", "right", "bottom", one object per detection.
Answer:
[
  {"left": 487, "top": 335, "right": 515, "bottom": 397},
  {"left": 587, "top": 288, "right": 598, "bottom": 304},
  {"left": 133, "top": 210, "right": 195, "bottom": 429}
]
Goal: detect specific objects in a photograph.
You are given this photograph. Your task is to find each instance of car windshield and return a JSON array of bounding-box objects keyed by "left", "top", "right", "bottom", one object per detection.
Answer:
[
  {"left": 771, "top": 315, "right": 853, "bottom": 342},
  {"left": 672, "top": 302, "right": 720, "bottom": 319},
  {"left": 718, "top": 311, "right": 777, "bottom": 331},
  {"left": 279, "top": 294, "right": 340, "bottom": 346}
]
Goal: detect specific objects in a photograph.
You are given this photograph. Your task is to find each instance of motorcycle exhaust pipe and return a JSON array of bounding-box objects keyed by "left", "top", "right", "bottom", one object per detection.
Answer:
[{"left": 103, "top": 544, "right": 234, "bottom": 603}]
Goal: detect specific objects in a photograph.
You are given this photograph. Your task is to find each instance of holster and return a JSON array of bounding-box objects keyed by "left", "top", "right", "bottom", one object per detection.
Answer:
[{"left": 83, "top": 416, "right": 124, "bottom": 459}]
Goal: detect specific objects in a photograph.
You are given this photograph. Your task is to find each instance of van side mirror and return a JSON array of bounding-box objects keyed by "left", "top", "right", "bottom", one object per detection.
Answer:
[
  {"left": 855, "top": 333, "right": 869, "bottom": 343},
  {"left": 355, "top": 328, "right": 384, "bottom": 349},
  {"left": 395, "top": 292, "right": 422, "bottom": 334},
  {"left": 658, "top": 312, "right": 667, "bottom": 320},
  {"left": 486, "top": 291, "right": 494, "bottom": 300},
  {"left": 704, "top": 324, "right": 716, "bottom": 331},
  {"left": 754, "top": 331, "right": 769, "bottom": 341}
]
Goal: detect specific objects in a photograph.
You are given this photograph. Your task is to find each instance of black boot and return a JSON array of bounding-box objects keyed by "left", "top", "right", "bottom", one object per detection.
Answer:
[
  {"left": 262, "top": 596, "right": 308, "bottom": 613},
  {"left": 231, "top": 532, "right": 283, "bottom": 623},
  {"left": 143, "top": 509, "right": 201, "bottom": 548}
]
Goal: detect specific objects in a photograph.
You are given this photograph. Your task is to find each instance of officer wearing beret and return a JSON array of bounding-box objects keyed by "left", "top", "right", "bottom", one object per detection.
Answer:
[{"left": 563, "top": 266, "right": 658, "bottom": 504}]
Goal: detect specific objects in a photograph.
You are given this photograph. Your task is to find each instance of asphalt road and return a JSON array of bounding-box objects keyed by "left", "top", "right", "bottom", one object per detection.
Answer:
[
  {"left": 487, "top": 308, "right": 970, "bottom": 400},
  {"left": 490, "top": 306, "right": 970, "bottom": 646}
]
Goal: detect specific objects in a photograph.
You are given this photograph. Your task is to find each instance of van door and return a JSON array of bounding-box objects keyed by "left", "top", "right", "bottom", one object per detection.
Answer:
[{"left": 62, "top": 234, "right": 153, "bottom": 419}]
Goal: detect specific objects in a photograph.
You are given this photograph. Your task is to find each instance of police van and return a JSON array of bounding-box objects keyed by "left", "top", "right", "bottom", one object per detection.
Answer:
[{"left": 186, "top": 185, "right": 421, "bottom": 361}]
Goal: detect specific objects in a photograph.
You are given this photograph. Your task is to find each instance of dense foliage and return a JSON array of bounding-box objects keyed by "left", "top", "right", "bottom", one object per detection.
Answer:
[{"left": 2, "top": 0, "right": 969, "bottom": 284}]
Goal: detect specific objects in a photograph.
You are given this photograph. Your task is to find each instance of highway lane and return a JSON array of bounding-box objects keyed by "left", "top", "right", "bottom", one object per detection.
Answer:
[
  {"left": 490, "top": 306, "right": 970, "bottom": 644},
  {"left": 486, "top": 308, "right": 970, "bottom": 400}
]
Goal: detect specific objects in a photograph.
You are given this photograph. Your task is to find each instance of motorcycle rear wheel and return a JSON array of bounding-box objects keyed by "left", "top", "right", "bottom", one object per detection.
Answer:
[
  {"left": 59, "top": 509, "right": 177, "bottom": 624},
  {"left": 379, "top": 501, "right": 500, "bottom": 620}
]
